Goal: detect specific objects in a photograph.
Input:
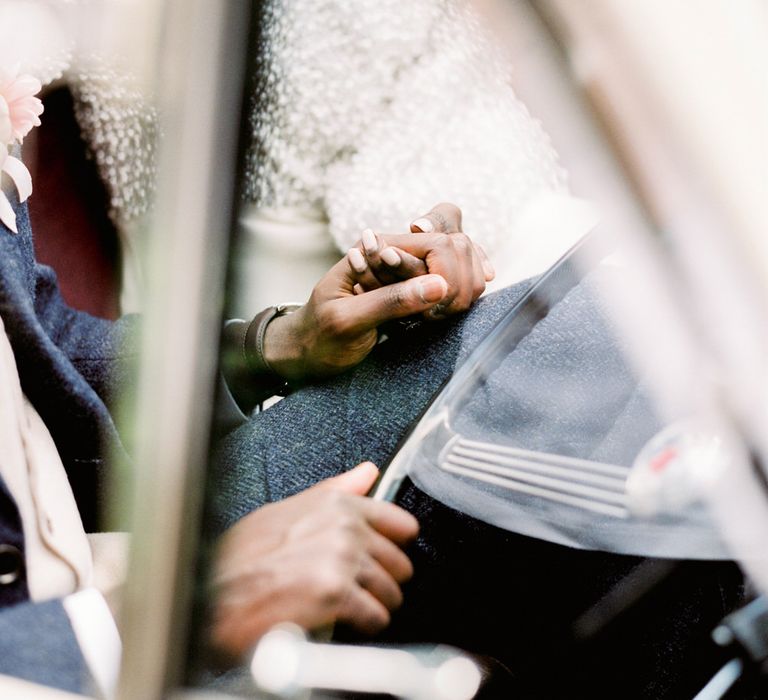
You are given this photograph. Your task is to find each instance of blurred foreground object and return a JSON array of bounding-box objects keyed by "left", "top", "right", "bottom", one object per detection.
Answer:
[
  {"left": 251, "top": 624, "right": 482, "bottom": 700},
  {"left": 531, "top": 0, "right": 768, "bottom": 600},
  {"left": 693, "top": 597, "right": 768, "bottom": 699}
]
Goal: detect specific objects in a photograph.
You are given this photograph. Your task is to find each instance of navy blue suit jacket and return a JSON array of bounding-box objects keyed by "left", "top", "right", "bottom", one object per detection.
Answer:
[{"left": 0, "top": 184, "right": 134, "bottom": 692}]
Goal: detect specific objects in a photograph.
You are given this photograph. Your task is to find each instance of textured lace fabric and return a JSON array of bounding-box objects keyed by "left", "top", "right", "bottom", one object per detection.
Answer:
[
  {"left": 246, "top": 0, "right": 569, "bottom": 256},
  {"left": 68, "top": 56, "right": 158, "bottom": 228},
  {"left": 0, "top": 0, "right": 157, "bottom": 228}
]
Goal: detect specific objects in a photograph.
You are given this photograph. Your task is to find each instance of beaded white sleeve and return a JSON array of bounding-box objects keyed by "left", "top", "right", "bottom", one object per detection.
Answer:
[
  {"left": 245, "top": 0, "right": 570, "bottom": 260},
  {"left": 68, "top": 58, "right": 158, "bottom": 228}
]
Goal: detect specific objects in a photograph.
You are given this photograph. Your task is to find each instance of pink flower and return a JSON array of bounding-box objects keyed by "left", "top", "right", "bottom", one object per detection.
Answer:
[
  {"left": 0, "top": 69, "right": 43, "bottom": 144},
  {"left": 0, "top": 69, "right": 40, "bottom": 233},
  {"left": 0, "top": 97, "right": 10, "bottom": 145}
]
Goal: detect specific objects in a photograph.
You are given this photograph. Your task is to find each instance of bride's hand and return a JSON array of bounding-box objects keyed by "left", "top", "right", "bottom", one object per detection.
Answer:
[{"left": 347, "top": 202, "right": 494, "bottom": 320}]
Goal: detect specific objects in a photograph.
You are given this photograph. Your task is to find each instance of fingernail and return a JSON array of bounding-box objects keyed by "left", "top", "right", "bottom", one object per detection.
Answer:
[
  {"left": 353, "top": 283, "right": 364, "bottom": 295},
  {"left": 415, "top": 275, "right": 447, "bottom": 304},
  {"left": 362, "top": 228, "right": 378, "bottom": 254},
  {"left": 380, "top": 247, "right": 401, "bottom": 267},
  {"left": 411, "top": 217, "right": 434, "bottom": 233},
  {"left": 348, "top": 247, "right": 367, "bottom": 273},
  {"left": 482, "top": 260, "right": 495, "bottom": 281}
]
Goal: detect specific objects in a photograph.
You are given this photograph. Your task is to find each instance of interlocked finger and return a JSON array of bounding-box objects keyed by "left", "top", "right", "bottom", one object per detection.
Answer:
[{"left": 347, "top": 229, "right": 428, "bottom": 292}]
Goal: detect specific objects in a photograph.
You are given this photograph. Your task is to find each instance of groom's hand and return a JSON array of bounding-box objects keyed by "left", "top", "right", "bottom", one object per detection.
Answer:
[
  {"left": 210, "top": 463, "right": 418, "bottom": 662},
  {"left": 264, "top": 203, "right": 493, "bottom": 381}
]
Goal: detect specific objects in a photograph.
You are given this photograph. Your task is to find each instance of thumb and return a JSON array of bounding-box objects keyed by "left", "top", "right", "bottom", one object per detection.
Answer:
[
  {"left": 410, "top": 202, "right": 463, "bottom": 234},
  {"left": 314, "top": 461, "right": 379, "bottom": 495},
  {"left": 331, "top": 274, "right": 448, "bottom": 335}
]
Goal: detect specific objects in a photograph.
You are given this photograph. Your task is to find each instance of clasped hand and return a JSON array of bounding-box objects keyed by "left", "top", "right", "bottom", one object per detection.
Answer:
[{"left": 263, "top": 203, "right": 493, "bottom": 381}]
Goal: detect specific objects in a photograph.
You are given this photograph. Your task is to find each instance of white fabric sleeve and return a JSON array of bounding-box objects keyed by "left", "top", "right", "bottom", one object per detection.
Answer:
[{"left": 62, "top": 588, "right": 122, "bottom": 700}]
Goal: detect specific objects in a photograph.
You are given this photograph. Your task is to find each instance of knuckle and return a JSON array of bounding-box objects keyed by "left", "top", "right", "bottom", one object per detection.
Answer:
[
  {"left": 453, "top": 234, "right": 471, "bottom": 254},
  {"left": 337, "top": 515, "right": 364, "bottom": 543},
  {"left": 435, "top": 201, "right": 462, "bottom": 222},
  {"left": 385, "top": 284, "right": 411, "bottom": 311},
  {"left": 312, "top": 569, "right": 350, "bottom": 608},
  {"left": 433, "top": 235, "right": 453, "bottom": 253},
  {"left": 329, "top": 519, "right": 364, "bottom": 556},
  {"left": 322, "top": 490, "right": 347, "bottom": 507},
  {"left": 313, "top": 491, "right": 344, "bottom": 516},
  {"left": 330, "top": 535, "right": 357, "bottom": 564},
  {"left": 440, "top": 201, "right": 462, "bottom": 218}
]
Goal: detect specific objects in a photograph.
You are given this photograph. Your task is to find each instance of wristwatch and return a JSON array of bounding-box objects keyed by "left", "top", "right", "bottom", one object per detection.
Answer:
[
  {"left": 221, "top": 304, "right": 302, "bottom": 413},
  {"left": 242, "top": 303, "right": 302, "bottom": 377}
]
